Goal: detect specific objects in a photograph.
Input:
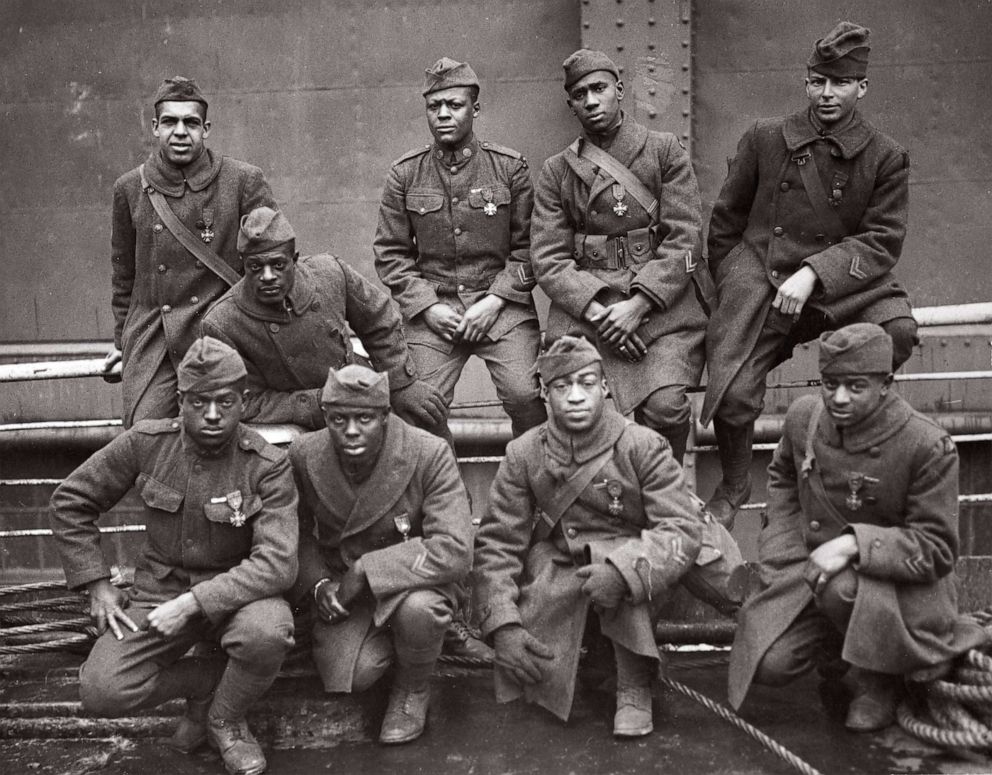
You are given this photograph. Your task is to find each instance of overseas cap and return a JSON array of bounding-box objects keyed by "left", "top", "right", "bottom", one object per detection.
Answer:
[
  {"left": 562, "top": 48, "right": 621, "bottom": 90},
  {"left": 153, "top": 76, "right": 208, "bottom": 108},
  {"left": 321, "top": 365, "right": 391, "bottom": 408},
  {"left": 538, "top": 335, "right": 602, "bottom": 384},
  {"left": 818, "top": 323, "right": 893, "bottom": 375},
  {"left": 422, "top": 57, "right": 480, "bottom": 96},
  {"left": 237, "top": 207, "right": 295, "bottom": 256},
  {"left": 808, "top": 21, "right": 870, "bottom": 79},
  {"left": 177, "top": 336, "right": 247, "bottom": 393}
]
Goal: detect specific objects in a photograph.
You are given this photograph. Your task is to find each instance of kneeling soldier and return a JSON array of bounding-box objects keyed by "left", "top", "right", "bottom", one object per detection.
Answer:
[
  {"left": 288, "top": 365, "right": 473, "bottom": 744},
  {"left": 50, "top": 337, "right": 298, "bottom": 775},
  {"left": 728, "top": 324, "right": 987, "bottom": 730},
  {"left": 473, "top": 336, "right": 704, "bottom": 735}
]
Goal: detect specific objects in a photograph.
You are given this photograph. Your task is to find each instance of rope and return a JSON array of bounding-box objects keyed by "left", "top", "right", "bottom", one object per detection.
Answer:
[
  {"left": 0, "top": 634, "right": 91, "bottom": 655},
  {"left": 0, "top": 580, "right": 67, "bottom": 597},
  {"left": 0, "top": 596, "right": 84, "bottom": 614},
  {"left": 0, "top": 617, "right": 92, "bottom": 636}
]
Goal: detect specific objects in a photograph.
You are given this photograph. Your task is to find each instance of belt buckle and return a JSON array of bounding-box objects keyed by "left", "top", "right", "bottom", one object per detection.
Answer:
[{"left": 614, "top": 236, "right": 627, "bottom": 268}]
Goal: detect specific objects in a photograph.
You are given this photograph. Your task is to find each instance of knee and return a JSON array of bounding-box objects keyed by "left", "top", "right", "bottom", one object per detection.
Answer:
[
  {"left": 753, "top": 646, "right": 808, "bottom": 688},
  {"left": 882, "top": 317, "right": 918, "bottom": 369},
  {"left": 228, "top": 620, "right": 294, "bottom": 672},
  {"left": 640, "top": 387, "right": 690, "bottom": 430},
  {"left": 716, "top": 385, "right": 762, "bottom": 426},
  {"left": 817, "top": 569, "right": 858, "bottom": 630},
  {"left": 391, "top": 591, "right": 451, "bottom": 647},
  {"left": 351, "top": 643, "right": 393, "bottom": 692},
  {"left": 79, "top": 663, "right": 134, "bottom": 716}
]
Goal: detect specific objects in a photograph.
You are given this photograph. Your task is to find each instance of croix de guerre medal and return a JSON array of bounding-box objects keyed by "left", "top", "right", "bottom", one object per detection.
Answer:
[
  {"left": 393, "top": 514, "right": 411, "bottom": 541},
  {"left": 482, "top": 187, "right": 497, "bottom": 216},
  {"left": 611, "top": 183, "right": 628, "bottom": 217},
  {"left": 225, "top": 490, "right": 246, "bottom": 527},
  {"left": 606, "top": 480, "right": 624, "bottom": 516},
  {"left": 198, "top": 209, "right": 215, "bottom": 244}
]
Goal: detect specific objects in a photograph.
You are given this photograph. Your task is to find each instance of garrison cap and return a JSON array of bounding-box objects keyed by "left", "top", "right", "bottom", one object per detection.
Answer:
[
  {"left": 237, "top": 207, "right": 295, "bottom": 256},
  {"left": 321, "top": 365, "right": 391, "bottom": 408},
  {"left": 818, "top": 323, "right": 893, "bottom": 375},
  {"left": 422, "top": 57, "right": 480, "bottom": 97},
  {"left": 177, "top": 336, "right": 247, "bottom": 393},
  {"left": 153, "top": 76, "right": 208, "bottom": 108},
  {"left": 538, "top": 335, "right": 602, "bottom": 384},
  {"left": 808, "top": 21, "right": 870, "bottom": 79},
  {"left": 562, "top": 49, "right": 621, "bottom": 90}
]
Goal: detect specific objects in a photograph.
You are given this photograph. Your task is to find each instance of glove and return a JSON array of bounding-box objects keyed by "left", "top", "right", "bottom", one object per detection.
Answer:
[
  {"left": 575, "top": 562, "right": 629, "bottom": 609},
  {"left": 390, "top": 379, "right": 448, "bottom": 428},
  {"left": 493, "top": 625, "right": 555, "bottom": 686}
]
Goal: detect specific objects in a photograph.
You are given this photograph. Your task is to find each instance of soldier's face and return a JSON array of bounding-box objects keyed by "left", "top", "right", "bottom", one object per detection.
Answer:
[
  {"left": 180, "top": 384, "right": 246, "bottom": 451},
  {"left": 152, "top": 101, "right": 210, "bottom": 167},
  {"left": 805, "top": 73, "right": 867, "bottom": 126},
  {"left": 243, "top": 246, "right": 297, "bottom": 307},
  {"left": 820, "top": 372, "right": 891, "bottom": 427},
  {"left": 323, "top": 405, "right": 390, "bottom": 465},
  {"left": 566, "top": 72, "right": 624, "bottom": 134},
  {"left": 425, "top": 87, "right": 478, "bottom": 149},
  {"left": 545, "top": 365, "right": 608, "bottom": 433}
]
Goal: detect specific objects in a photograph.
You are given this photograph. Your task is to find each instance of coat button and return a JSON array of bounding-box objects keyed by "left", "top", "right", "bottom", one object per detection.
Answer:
[
  {"left": 869, "top": 446, "right": 881, "bottom": 457},
  {"left": 171, "top": 420, "right": 180, "bottom": 429},
  {"left": 457, "top": 284, "right": 466, "bottom": 291},
  {"left": 270, "top": 323, "right": 280, "bottom": 333},
  {"left": 780, "top": 182, "right": 790, "bottom": 192},
  {"left": 298, "top": 394, "right": 309, "bottom": 403},
  {"left": 186, "top": 538, "right": 194, "bottom": 546},
  {"left": 590, "top": 210, "right": 598, "bottom": 217},
  {"left": 153, "top": 224, "right": 163, "bottom": 233},
  {"left": 454, "top": 227, "right": 463, "bottom": 236},
  {"left": 157, "top": 264, "right": 167, "bottom": 273},
  {"left": 190, "top": 296, "right": 199, "bottom": 304},
  {"left": 809, "top": 520, "right": 820, "bottom": 531},
  {"left": 566, "top": 528, "right": 577, "bottom": 539},
  {"left": 771, "top": 270, "right": 779, "bottom": 279},
  {"left": 419, "top": 207, "right": 426, "bottom": 214},
  {"left": 451, "top": 196, "right": 459, "bottom": 205},
  {"left": 312, "top": 301, "right": 321, "bottom": 310},
  {"left": 161, "top": 304, "right": 171, "bottom": 313},
  {"left": 773, "top": 226, "right": 784, "bottom": 237},
  {"left": 450, "top": 165, "right": 458, "bottom": 174},
  {"left": 873, "top": 539, "right": 882, "bottom": 548}
]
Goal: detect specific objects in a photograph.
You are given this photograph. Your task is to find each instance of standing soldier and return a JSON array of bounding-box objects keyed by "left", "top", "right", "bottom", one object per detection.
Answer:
[
  {"left": 531, "top": 49, "right": 711, "bottom": 464},
  {"left": 51, "top": 337, "right": 298, "bottom": 775},
  {"left": 728, "top": 324, "right": 986, "bottom": 730},
  {"left": 106, "top": 76, "right": 277, "bottom": 427},
  {"left": 374, "top": 57, "right": 547, "bottom": 440},
  {"left": 288, "top": 365, "right": 473, "bottom": 744},
  {"left": 202, "top": 207, "right": 447, "bottom": 435},
  {"left": 702, "top": 22, "right": 918, "bottom": 526},
  {"left": 473, "top": 336, "right": 704, "bottom": 736}
]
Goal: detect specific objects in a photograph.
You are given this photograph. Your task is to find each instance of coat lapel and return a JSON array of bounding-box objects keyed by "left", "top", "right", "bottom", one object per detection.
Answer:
[
  {"left": 584, "top": 117, "right": 650, "bottom": 207},
  {"left": 304, "top": 434, "right": 355, "bottom": 530}
]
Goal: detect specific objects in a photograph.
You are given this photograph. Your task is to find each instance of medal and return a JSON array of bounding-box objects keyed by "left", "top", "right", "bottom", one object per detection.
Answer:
[
  {"left": 482, "top": 187, "right": 497, "bottom": 216},
  {"left": 199, "top": 209, "right": 215, "bottom": 244},
  {"left": 606, "top": 480, "right": 624, "bottom": 517},
  {"left": 393, "top": 514, "right": 411, "bottom": 541},
  {"left": 844, "top": 472, "right": 878, "bottom": 511},
  {"left": 225, "top": 490, "right": 246, "bottom": 526},
  {"left": 611, "top": 183, "right": 628, "bottom": 217}
]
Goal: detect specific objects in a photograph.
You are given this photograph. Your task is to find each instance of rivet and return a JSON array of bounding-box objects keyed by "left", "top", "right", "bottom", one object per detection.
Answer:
[
  {"left": 682, "top": 64, "right": 690, "bottom": 71},
  {"left": 682, "top": 87, "right": 690, "bottom": 94},
  {"left": 647, "top": 86, "right": 656, "bottom": 95},
  {"left": 647, "top": 64, "right": 655, "bottom": 73},
  {"left": 647, "top": 43, "right": 656, "bottom": 50},
  {"left": 618, "top": 65, "right": 624, "bottom": 73},
  {"left": 647, "top": 108, "right": 657, "bottom": 118},
  {"left": 648, "top": 17, "right": 655, "bottom": 25},
  {"left": 682, "top": 133, "right": 690, "bottom": 139},
  {"left": 682, "top": 40, "right": 690, "bottom": 47},
  {"left": 583, "top": 21, "right": 590, "bottom": 28},
  {"left": 940, "top": 339, "right": 947, "bottom": 347},
  {"left": 682, "top": 109, "right": 690, "bottom": 116},
  {"left": 617, "top": 44, "right": 624, "bottom": 51},
  {"left": 964, "top": 340, "right": 971, "bottom": 347},
  {"left": 616, "top": 18, "right": 624, "bottom": 27}
]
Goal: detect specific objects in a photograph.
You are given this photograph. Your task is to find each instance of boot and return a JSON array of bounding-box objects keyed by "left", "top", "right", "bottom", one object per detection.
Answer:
[
  {"left": 845, "top": 669, "right": 899, "bottom": 732},
  {"left": 208, "top": 666, "right": 277, "bottom": 775},
  {"left": 705, "top": 419, "right": 754, "bottom": 529},
  {"left": 660, "top": 420, "right": 691, "bottom": 466},
  {"left": 166, "top": 693, "right": 212, "bottom": 754},
  {"left": 379, "top": 661, "right": 433, "bottom": 745},
  {"left": 442, "top": 616, "right": 494, "bottom": 663},
  {"left": 613, "top": 644, "right": 654, "bottom": 738}
]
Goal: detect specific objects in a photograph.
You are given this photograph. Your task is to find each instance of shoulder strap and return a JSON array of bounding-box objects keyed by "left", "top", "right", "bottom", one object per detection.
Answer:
[
  {"left": 139, "top": 164, "right": 240, "bottom": 287},
  {"left": 570, "top": 139, "right": 658, "bottom": 221},
  {"left": 801, "top": 401, "right": 850, "bottom": 529},
  {"left": 391, "top": 145, "right": 432, "bottom": 166},
  {"left": 480, "top": 141, "right": 523, "bottom": 161},
  {"left": 790, "top": 149, "right": 847, "bottom": 243},
  {"left": 532, "top": 443, "right": 615, "bottom": 542}
]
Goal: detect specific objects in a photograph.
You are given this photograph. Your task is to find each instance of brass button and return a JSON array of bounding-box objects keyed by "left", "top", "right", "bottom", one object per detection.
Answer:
[
  {"left": 171, "top": 420, "right": 180, "bottom": 429},
  {"left": 153, "top": 224, "right": 163, "bottom": 233},
  {"left": 869, "top": 446, "right": 881, "bottom": 458},
  {"left": 419, "top": 207, "right": 426, "bottom": 214},
  {"left": 157, "top": 264, "right": 167, "bottom": 273},
  {"left": 771, "top": 270, "right": 779, "bottom": 279},
  {"left": 190, "top": 296, "right": 199, "bottom": 304},
  {"left": 270, "top": 323, "right": 280, "bottom": 333},
  {"left": 185, "top": 538, "right": 194, "bottom": 546},
  {"left": 809, "top": 520, "right": 820, "bottom": 531},
  {"left": 454, "top": 227, "right": 462, "bottom": 236},
  {"left": 773, "top": 226, "right": 784, "bottom": 237},
  {"left": 566, "top": 527, "right": 577, "bottom": 539},
  {"left": 590, "top": 210, "right": 598, "bottom": 217},
  {"left": 450, "top": 165, "right": 458, "bottom": 173},
  {"left": 457, "top": 284, "right": 465, "bottom": 291},
  {"left": 780, "top": 182, "right": 789, "bottom": 192},
  {"left": 161, "top": 304, "right": 172, "bottom": 313},
  {"left": 873, "top": 539, "right": 882, "bottom": 548}
]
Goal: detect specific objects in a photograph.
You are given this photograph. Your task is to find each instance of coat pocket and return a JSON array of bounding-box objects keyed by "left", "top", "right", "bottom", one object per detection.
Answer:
[
  {"left": 467, "top": 184, "right": 511, "bottom": 211},
  {"left": 405, "top": 190, "right": 445, "bottom": 216},
  {"left": 138, "top": 473, "right": 184, "bottom": 513}
]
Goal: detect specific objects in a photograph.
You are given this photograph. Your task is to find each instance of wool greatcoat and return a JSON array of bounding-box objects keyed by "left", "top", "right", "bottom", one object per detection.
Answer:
[
  {"left": 473, "top": 407, "right": 704, "bottom": 720},
  {"left": 288, "top": 415, "right": 473, "bottom": 692},
  {"left": 111, "top": 149, "right": 276, "bottom": 426},
  {"left": 728, "top": 393, "right": 987, "bottom": 709},
  {"left": 701, "top": 109, "right": 913, "bottom": 426},
  {"left": 202, "top": 254, "right": 418, "bottom": 429},
  {"left": 531, "top": 116, "right": 708, "bottom": 415}
]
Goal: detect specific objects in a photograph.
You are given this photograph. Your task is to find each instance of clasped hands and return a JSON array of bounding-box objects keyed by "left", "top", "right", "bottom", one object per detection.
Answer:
[
  {"left": 802, "top": 534, "right": 859, "bottom": 596},
  {"left": 585, "top": 295, "right": 652, "bottom": 362},
  {"left": 423, "top": 295, "right": 505, "bottom": 344},
  {"left": 314, "top": 561, "right": 368, "bottom": 625}
]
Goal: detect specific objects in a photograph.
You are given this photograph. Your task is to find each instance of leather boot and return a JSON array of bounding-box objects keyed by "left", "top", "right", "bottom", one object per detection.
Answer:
[
  {"left": 166, "top": 693, "right": 213, "bottom": 754},
  {"left": 208, "top": 667, "right": 277, "bottom": 774},
  {"left": 442, "top": 616, "right": 494, "bottom": 663},
  {"left": 660, "top": 420, "right": 691, "bottom": 466},
  {"left": 613, "top": 644, "right": 654, "bottom": 738},
  {"left": 705, "top": 419, "right": 754, "bottom": 528},
  {"left": 379, "top": 661, "right": 433, "bottom": 745},
  {"left": 845, "top": 669, "right": 900, "bottom": 732}
]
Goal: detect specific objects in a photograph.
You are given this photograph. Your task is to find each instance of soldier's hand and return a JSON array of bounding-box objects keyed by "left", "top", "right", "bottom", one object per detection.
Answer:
[
  {"left": 391, "top": 380, "right": 448, "bottom": 427},
  {"left": 101, "top": 347, "right": 123, "bottom": 384},
  {"left": 493, "top": 625, "right": 554, "bottom": 686},
  {"left": 456, "top": 295, "right": 505, "bottom": 343},
  {"left": 314, "top": 580, "right": 350, "bottom": 624},
  {"left": 86, "top": 578, "right": 138, "bottom": 640},
  {"left": 422, "top": 303, "right": 464, "bottom": 342},
  {"left": 336, "top": 561, "right": 368, "bottom": 610},
  {"left": 146, "top": 592, "right": 201, "bottom": 638},
  {"left": 772, "top": 266, "right": 818, "bottom": 317},
  {"left": 804, "top": 534, "right": 859, "bottom": 594},
  {"left": 575, "top": 562, "right": 629, "bottom": 609}
]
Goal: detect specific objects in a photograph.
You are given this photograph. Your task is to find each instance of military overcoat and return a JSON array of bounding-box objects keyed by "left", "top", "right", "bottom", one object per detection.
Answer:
[
  {"left": 49, "top": 419, "right": 299, "bottom": 622},
  {"left": 288, "top": 415, "right": 473, "bottom": 692},
  {"left": 702, "top": 110, "right": 913, "bottom": 424},
  {"left": 531, "top": 116, "right": 707, "bottom": 414},
  {"left": 473, "top": 409, "right": 704, "bottom": 720},
  {"left": 202, "top": 254, "right": 417, "bottom": 429},
  {"left": 728, "top": 393, "right": 987, "bottom": 709},
  {"left": 111, "top": 149, "right": 276, "bottom": 422}
]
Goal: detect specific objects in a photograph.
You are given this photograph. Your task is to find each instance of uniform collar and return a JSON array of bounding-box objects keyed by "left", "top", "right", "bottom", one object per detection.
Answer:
[
  {"left": 821, "top": 391, "right": 914, "bottom": 453},
  {"left": 782, "top": 108, "right": 874, "bottom": 159},
  {"left": 432, "top": 134, "right": 479, "bottom": 168},
  {"left": 583, "top": 112, "right": 648, "bottom": 166},
  {"left": 143, "top": 147, "right": 223, "bottom": 197},
  {"left": 232, "top": 257, "right": 316, "bottom": 323},
  {"left": 544, "top": 404, "right": 627, "bottom": 465},
  {"left": 180, "top": 423, "right": 241, "bottom": 459}
]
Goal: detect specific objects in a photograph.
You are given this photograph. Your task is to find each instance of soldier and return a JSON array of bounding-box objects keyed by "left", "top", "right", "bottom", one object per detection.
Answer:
[
  {"left": 50, "top": 337, "right": 298, "bottom": 775},
  {"left": 728, "top": 324, "right": 987, "bottom": 730},
  {"left": 374, "top": 57, "right": 547, "bottom": 440},
  {"left": 531, "top": 49, "right": 710, "bottom": 464},
  {"left": 105, "top": 76, "right": 277, "bottom": 428},
  {"left": 702, "top": 22, "right": 918, "bottom": 526},
  {"left": 288, "top": 365, "right": 473, "bottom": 744},
  {"left": 202, "top": 206, "right": 447, "bottom": 435},
  {"left": 473, "top": 336, "right": 704, "bottom": 736}
]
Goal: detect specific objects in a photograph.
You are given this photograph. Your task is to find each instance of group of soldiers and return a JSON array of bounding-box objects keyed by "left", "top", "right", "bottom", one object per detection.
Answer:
[{"left": 48, "top": 20, "right": 986, "bottom": 775}]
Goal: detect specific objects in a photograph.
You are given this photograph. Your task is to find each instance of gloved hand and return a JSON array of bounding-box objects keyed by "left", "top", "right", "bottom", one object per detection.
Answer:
[
  {"left": 493, "top": 625, "right": 555, "bottom": 686},
  {"left": 390, "top": 379, "right": 448, "bottom": 428},
  {"left": 575, "top": 562, "right": 629, "bottom": 609}
]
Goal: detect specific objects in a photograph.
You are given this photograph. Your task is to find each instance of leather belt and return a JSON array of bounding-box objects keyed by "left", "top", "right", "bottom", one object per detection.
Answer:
[
  {"left": 420, "top": 272, "right": 499, "bottom": 294},
  {"left": 573, "top": 227, "right": 653, "bottom": 270}
]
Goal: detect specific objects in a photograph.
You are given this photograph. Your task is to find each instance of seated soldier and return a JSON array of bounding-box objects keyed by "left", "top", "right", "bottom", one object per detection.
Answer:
[
  {"left": 728, "top": 323, "right": 987, "bottom": 730},
  {"left": 473, "top": 335, "right": 705, "bottom": 736},
  {"left": 288, "top": 365, "right": 473, "bottom": 744},
  {"left": 202, "top": 206, "right": 447, "bottom": 437},
  {"left": 49, "top": 337, "right": 298, "bottom": 775}
]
